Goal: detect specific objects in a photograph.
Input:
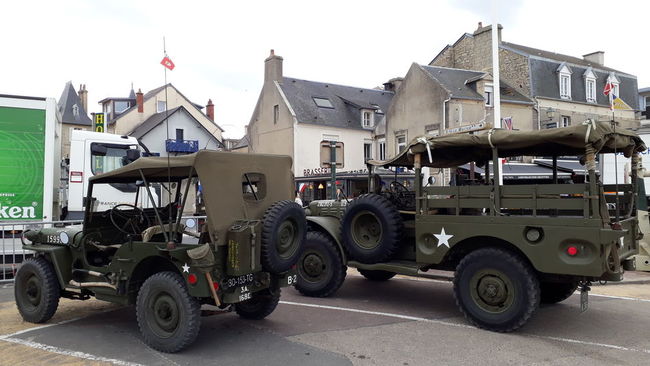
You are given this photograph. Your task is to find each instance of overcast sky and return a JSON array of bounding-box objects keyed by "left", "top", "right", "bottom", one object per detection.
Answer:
[{"left": 1, "top": 0, "right": 647, "bottom": 138}]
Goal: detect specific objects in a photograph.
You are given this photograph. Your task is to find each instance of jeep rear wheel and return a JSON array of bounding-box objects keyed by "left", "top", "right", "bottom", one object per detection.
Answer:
[
  {"left": 15, "top": 257, "right": 60, "bottom": 323},
  {"left": 358, "top": 269, "right": 396, "bottom": 281},
  {"left": 453, "top": 247, "right": 540, "bottom": 332},
  {"left": 235, "top": 288, "right": 280, "bottom": 320},
  {"left": 261, "top": 200, "right": 307, "bottom": 273},
  {"left": 341, "top": 194, "right": 402, "bottom": 264},
  {"left": 296, "top": 231, "right": 346, "bottom": 297},
  {"left": 136, "top": 272, "right": 201, "bottom": 353},
  {"left": 540, "top": 281, "right": 578, "bottom": 304}
]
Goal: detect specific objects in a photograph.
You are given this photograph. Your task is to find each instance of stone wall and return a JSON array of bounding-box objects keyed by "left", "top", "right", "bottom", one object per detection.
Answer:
[{"left": 500, "top": 49, "right": 531, "bottom": 97}]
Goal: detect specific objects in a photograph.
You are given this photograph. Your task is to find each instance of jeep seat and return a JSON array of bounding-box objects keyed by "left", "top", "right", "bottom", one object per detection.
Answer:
[{"left": 142, "top": 223, "right": 186, "bottom": 243}]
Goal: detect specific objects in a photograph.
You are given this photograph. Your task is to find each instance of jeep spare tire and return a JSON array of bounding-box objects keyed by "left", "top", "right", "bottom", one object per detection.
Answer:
[
  {"left": 261, "top": 200, "right": 307, "bottom": 273},
  {"left": 341, "top": 194, "right": 403, "bottom": 264}
]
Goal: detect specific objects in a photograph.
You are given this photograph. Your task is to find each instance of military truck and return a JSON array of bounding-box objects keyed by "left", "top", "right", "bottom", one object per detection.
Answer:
[
  {"left": 14, "top": 151, "right": 306, "bottom": 352},
  {"left": 296, "top": 121, "right": 644, "bottom": 332}
]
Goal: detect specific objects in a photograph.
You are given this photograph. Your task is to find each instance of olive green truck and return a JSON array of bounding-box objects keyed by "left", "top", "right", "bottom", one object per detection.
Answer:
[{"left": 296, "top": 122, "right": 644, "bottom": 332}]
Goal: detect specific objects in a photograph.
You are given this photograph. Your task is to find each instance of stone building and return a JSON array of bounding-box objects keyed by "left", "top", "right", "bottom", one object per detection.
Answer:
[
  {"left": 385, "top": 63, "right": 533, "bottom": 157},
  {"left": 246, "top": 50, "right": 394, "bottom": 201},
  {"left": 430, "top": 23, "right": 639, "bottom": 130},
  {"left": 57, "top": 82, "right": 92, "bottom": 159}
]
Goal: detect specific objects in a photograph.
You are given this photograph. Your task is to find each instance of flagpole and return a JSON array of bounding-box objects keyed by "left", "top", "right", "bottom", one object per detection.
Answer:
[
  {"left": 491, "top": 0, "right": 503, "bottom": 185},
  {"left": 163, "top": 36, "right": 173, "bottom": 244}
]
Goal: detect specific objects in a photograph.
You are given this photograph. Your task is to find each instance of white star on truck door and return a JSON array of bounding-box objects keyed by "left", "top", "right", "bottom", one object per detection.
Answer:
[{"left": 434, "top": 228, "right": 453, "bottom": 248}]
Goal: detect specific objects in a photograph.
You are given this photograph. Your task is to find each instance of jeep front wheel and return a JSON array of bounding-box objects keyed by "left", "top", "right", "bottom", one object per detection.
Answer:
[
  {"left": 14, "top": 257, "right": 60, "bottom": 323},
  {"left": 453, "top": 247, "right": 540, "bottom": 332},
  {"left": 296, "top": 231, "right": 347, "bottom": 297},
  {"left": 136, "top": 272, "right": 201, "bottom": 353},
  {"left": 235, "top": 288, "right": 280, "bottom": 320}
]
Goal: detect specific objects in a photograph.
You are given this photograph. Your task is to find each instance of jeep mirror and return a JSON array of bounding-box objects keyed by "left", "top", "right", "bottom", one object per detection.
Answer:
[
  {"left": 185, "top": 218, "right": 196, "bottom": 229},
  {"left": 427, "top": 176, "right": 435, "bottom": 185}
]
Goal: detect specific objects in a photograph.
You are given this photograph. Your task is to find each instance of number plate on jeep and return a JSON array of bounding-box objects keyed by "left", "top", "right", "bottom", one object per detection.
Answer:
[{"left": 224, "top": 273, "right": 255, "bottom": 290}]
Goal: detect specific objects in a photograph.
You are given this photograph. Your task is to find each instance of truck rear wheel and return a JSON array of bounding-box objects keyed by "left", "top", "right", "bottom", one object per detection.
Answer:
[
  {"left": 340, "top": 194, "right": 402, "bottom": 264},
  {"left": 136, "top": 271, "right": 201, "bottom": 353},
  {"left": 15, "top": 257, "right": 60, "bottom": 323},
  {"left": 453, "top": 247, "right": 540, "bottom": 332},
  {"left": 358, "top": 269, "right": 396, "bottom": 281},
  {"left": 235, "top": 288, "right": 280, "bottom": 320},
  {"left": 261, "top": 200, "right": 307, "bottom": 273},
  {"left": 540, "top": 281, "right": 578, "bottom": 304},
  {"left": 296, "top": 231, "right": 347, "bottom": 297}
]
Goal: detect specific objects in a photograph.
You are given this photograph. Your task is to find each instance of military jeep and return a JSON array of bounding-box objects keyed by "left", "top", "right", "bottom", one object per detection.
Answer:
[
  {"left": 15, "top": 151, "right": 306, "bottom": 352},
  {"left": 297, "top": 121, "right": 644, "bottom": 332}
]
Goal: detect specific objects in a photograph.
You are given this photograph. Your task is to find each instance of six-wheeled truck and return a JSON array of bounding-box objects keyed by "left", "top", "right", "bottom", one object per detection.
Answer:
[
  {"left": 296, "top": 121, "right": 644, "bottom": 332},
  {"left": 14, "top": 151, "right": 306, "bottom": 352}
]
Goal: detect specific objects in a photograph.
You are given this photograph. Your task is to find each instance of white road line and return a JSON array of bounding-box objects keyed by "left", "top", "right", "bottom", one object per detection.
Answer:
[
  {"left": 0, "top": 337, "right": 145, "bottom": 366},
  {"left": 279, "top": 300, "right": 650, "bottom": 355},
  {"left": 590, "top": 293, "right": 650, "bottom": 302},
  {"left": 0, "top": 316, "right": 84, "bottom": 339}
]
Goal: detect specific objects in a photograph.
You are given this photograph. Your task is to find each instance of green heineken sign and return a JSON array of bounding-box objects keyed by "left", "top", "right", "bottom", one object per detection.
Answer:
[{"left": 0, "top": 106, "right": 45, "bottom": 220}]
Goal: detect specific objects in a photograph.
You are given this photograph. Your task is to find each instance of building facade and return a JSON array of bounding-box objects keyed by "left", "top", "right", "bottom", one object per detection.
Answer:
[
  {"left": 247, "top": 51, "right": 394, "bottom": 201},
  {"left": 57, "top": 82, "right": 92, "bottom": 159},
  {"left": 430, "top": 23, "right": 639, "bottom": 130}
]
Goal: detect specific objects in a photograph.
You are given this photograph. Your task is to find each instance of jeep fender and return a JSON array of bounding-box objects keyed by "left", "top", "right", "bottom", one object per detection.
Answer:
[
  {"left": 23, "top": 245, "right": 72, "bottom": 289},
  {"left": 306, "top": 216, "right": 347, "bottom": 262}
]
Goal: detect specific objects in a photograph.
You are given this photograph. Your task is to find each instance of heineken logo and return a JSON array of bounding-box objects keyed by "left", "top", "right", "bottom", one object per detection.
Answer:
[{"left": 0, "top": 204, "right": 36, "bottom": 219}]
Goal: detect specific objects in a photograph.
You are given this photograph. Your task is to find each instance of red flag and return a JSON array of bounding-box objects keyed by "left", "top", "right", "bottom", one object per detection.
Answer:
[
  {"left": 603, "top": 82, "right": 614, "bottom": 96},
  {"left": 160, "top": 56, "right": 175, "bottom": 70}
]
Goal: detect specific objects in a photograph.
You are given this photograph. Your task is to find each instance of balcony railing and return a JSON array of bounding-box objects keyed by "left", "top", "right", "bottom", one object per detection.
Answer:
[{"left": 166, "top": 139, "right": 199, "bottom": 153}]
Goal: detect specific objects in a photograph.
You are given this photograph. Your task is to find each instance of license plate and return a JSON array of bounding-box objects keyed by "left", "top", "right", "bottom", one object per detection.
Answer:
[
  {"left": 224, "top": 273, "right": 255, "bottom": 290},
  {"left": 580, "top": 289, "right": 589, "bottom": 313}
]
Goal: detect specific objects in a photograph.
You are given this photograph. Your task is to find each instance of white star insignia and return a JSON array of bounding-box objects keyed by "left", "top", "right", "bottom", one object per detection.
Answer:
[
  {"left": 434, "top": 228, "right": 453, "bottom": 248},
  {"left": 182, "top": 263, "right": 190, "bottom": 273}
]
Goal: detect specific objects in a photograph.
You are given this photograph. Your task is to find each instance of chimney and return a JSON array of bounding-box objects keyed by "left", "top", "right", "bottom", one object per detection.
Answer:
[
  {"left": 583, "top": 51, "right": 604, "bottom": 65},
  {"left": 473, "top": 22, "right": 502, "bottom": 43},
  {"left": 136, "top": 89, "right": 144, "bottom": 113},
  {"left": 383, "top": 77, "right": 404, "bottom": 92},
  {"left": 78, "top": 84, "right": 88, "bottom": 112},
  {"left": 264, "top": 49, "right": 283, "bottom": 84},
  {"left": 206, "top": 99, "right": 215, "bottom": 121}
]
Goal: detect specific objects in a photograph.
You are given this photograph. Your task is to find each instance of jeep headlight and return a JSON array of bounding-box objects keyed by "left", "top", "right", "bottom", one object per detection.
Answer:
[
  {"left": 59, "top": 232, "right": 70, "bottom": 245},
  {"left": 21, "top": 231, "right": 33, "bottom": 245}
]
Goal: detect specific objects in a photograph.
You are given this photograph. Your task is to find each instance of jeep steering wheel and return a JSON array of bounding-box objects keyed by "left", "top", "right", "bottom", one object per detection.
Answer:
[
  {"left": 389, "top": 181, "right": 408, "bottom": 194},
  {"left": 109, "top": 204, "right": 150, "bottom": 236},
  {"left": 388, "top": 181, "right": 410, "bottom": 208}
]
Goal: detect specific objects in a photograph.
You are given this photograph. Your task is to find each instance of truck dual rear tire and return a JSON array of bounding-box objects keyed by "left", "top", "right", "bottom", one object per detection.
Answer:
[
  {"left": 453, "top": 247, "right": 540, "bottom": 332},
  {"left": 261, "top": 200, "right": 307, "bottom": 273},
  {"left": 340, "top": 194, "right": 402, "bottom": 264},
  {"left": 15, "top": 257, "right": 60, "bottom": 323},
  {"left": 136, "top": 271, "right": 201, "bottom": 353},
  {"left": 296, "top": 231, "right": 347, "bottom": 297}
]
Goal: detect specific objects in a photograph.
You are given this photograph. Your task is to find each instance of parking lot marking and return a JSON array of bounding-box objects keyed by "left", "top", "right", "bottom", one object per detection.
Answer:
[
  {"left": 0, "top": 337, "right": 146, "bottom": 365},
  {"left": 280, "top": 300, "right": 650, "bottom": 355},
  {"left": 590, "top": 293, "right": 650, "bottom": 302}
]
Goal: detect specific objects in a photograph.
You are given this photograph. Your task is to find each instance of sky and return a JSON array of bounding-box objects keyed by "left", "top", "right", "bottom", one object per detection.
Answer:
[{"left": 1, "top": 0, "right": 648, "bottom": 139}]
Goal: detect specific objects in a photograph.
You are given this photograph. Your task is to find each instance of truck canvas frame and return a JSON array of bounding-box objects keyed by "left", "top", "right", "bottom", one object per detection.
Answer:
[
  {"left": 14, "top": 150, "right": 306, "bottom": 352},
  {"left": 297, "top": 121, "right": 645, "bottom": 332}
]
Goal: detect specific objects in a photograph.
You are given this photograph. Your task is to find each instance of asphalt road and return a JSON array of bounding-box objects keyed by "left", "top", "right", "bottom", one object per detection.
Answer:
[{"left": 1, "top": 273, "right": 649, "bottom": 366}]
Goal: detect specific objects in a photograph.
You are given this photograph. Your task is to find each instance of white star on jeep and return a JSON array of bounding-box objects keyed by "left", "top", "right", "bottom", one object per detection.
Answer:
[
  {"left": 182, "top": 263, "right": 190, "bottom": 273},
  {"left": 434, "top": 228, "right": 454, "bottom": 248}
]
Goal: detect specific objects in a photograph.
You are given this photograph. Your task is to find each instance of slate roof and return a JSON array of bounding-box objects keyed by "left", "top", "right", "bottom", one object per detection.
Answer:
[
  {"left": 419, "top": 65, "right": 532, "bottom": 104},
  {"left": 278, "top": 77, "right": 394, "bottom": 130},
  {"left": 232, "top": 136, "right": 249, "bottom": 149},
  {"left": 528, "top": 58, "right": 639, "bottom": 109},
  {"left": 58, "top": 82, "right": 92, "bottom": 126}
]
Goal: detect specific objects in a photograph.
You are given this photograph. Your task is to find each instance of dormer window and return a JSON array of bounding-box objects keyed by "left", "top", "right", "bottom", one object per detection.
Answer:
[
  {"left": 584, "top": 67, "right": 597, "bottom": 103},
  {"left": 72, "top": 104, "right": 79, "bottom": 117},
  {"left": 607, "top": 73, "right": 620, "bottom": 97},
  {"left": 557, "top": 63, "right": 572, "bottom": 100},
  {"left": 157, "top": 100, "right": 167, "bottom": 113},
  {"left": 362, "top": 110, "right": 374, "bottom": 128},
  {"left": 484, "top": 84, "right": 494, "bottom": 106}
]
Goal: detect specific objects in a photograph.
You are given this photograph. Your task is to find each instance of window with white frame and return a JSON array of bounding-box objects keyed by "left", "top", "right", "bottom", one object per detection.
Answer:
[
  {"left": 378, "top": 138, "right": 386, "bottom": 160},
  {"left": 363, "top": 141, "right": 372, "bottom": 161},
  {"left": 484, "top": 84, "right": 494, "bottom": 106},
  {"left": 157, "top": 100, "right": 167, "bottom": 113},
  {"left": 607, "top": 73, "right": 620, "bottom": 97},
  {"left": 584, "top": 68, "right": 597, "bottom": 103},
  {"left": 396, "top": 134, "right": 407, "bottom": 154},
  {"left": 362, "top": 110, "right": 374, "bottom": 128},
  {"left": 558, "top": 63, "right": 572, "bottom": 100},
  {"left": 561, "top": 115, "right": 570, "bottom": 127}
]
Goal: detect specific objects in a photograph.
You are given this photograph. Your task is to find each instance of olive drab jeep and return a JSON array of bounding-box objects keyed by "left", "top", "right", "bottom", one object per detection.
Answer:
[
  {"left": 15, "top": 151, "right": 306, "bottom": 353},
  {"left": 297, "top": 121, "right": 645, "bottom": 332}
]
